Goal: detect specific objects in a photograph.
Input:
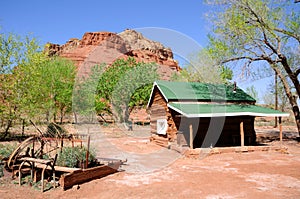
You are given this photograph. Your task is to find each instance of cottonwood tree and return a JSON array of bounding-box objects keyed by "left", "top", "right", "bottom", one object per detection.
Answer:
[
  {"left": 171, "top": 49, "right": 233, "bottom": 83},
  {"left": 264, "top": 76, "right": 291, "bottom": 112},
  {"left": 72, "top": 64, "right": 105, "bottom": 123},
  {"left": 205, "top": 0, "right": 300, "bottom": 134},
  {"left": 40, "top": 57, "right": 76, "bottom": 123},
  {"left": 12, "top": 52, "right": 76, "bottom": 125},
  {"left": 0, "top": 30, "right": 76, "bottom": 137},
  {"left": 73, "top": 58, "right": 158, "bottom": 123},
  {"left": 0, "top": 32, "right": 42, "bottom": 136},
  {"left": 246, "top": 85, "right": 259, "bottom": 102},
  {"left": 111, "top": 60, "right": 158, "bottom": 122}
]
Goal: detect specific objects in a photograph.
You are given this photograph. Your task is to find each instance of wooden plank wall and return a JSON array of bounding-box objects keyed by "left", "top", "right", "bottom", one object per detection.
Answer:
[
  {"left": 149, "top": 88, "right": 256, "bottom": 148},
  {"left": 149, "top": 88, "right": 178, "bottom": 146}
]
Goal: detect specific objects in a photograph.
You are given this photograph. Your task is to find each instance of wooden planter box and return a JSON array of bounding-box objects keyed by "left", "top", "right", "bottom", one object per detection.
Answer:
[{"left": 59, "top": 162, "right": 120, "bottom": 190}]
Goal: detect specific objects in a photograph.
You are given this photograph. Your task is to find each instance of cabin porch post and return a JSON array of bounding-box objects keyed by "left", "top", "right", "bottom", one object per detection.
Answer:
[
  {"left": 240, "top": 121, "right": 244, "bottom": 147},
  {"left": 189, "top": 124, "right": 193, "bottom": 149},
  {"left": 279, "top": 117, "right": 282, "bottom": 145}
]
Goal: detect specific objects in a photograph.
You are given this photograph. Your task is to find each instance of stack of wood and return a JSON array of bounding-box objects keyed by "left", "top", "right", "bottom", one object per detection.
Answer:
[{"left": 150, "top": 134, "right": 168, "bottom": 147}]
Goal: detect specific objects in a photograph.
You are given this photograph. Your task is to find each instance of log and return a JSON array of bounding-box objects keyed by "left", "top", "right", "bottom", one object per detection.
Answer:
[
  {"left": 150, "top": 135, "right": 168, "bottom": 147},
  {"left": 59, "top": 165, "right": 119, "bottom": 190},
  {"left": 152, "top": 140, "right": 168, "bottom": 147},
  {"left": 30, "top": 163, "right": 81, "bottom": 172},
  {"left": 20, "top": 157, "right": 51, "bottom": 165},
  {"left": 54, "top": 165, "right": 81, "bottom": 173},
  {"left": 151, "top": 135, "right": 168, "bottom": 141}
]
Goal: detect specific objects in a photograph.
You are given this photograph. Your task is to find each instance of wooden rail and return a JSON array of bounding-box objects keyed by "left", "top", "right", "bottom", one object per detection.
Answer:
[{"left": 19, "top": 155, "right": 57, "bottom": 192}]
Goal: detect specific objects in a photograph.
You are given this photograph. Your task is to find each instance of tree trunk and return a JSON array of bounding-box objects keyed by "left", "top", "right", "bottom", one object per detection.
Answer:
[
  {"left": 53, "top": 112, "right": 57, "bottom": 123},
  {"left": 279, "top": 56, "right": 300, "bottom": 136},
  {"left": 279, "top": 54, "right": 300, "bottom": 97},
  {"left": 2, "top": 106, "right": 17, "bottom": 139},
  {"left": 292, "top": 105, "right": 300, "bottom": 135},
  {"left": 22, "top": 119, "right": 25, "bottom": 137},
  {"left": 60, "top": 108, "right": 64, "bottom": 124},
  {"left": 274, "top": 66, "right": 300, "bottom": 136},
  {"left": 73, "top": 112, "right": 78, "bottom": 124},
  {"left": 45, "top": 111, "right": 50, "bottom": 123},
  {"left": 124, "top": 106, "right": 130, "bottom": 124},
  {"left": 274, "top": 71, "right": 278, "bottom": 128},
  {"left": 3, "top": 119, "right": 12, "bottom": 138}
]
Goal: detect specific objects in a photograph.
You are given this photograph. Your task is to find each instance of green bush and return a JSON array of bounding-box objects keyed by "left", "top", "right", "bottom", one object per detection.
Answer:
[
  {"left": 0, "top": 143, "right": 16, "bottom": 177},
  {"left": 57, "top": 146, "right": 96, "bottom": 168},
  {"left": 0, "top": 143, "right": 16, "bottom": 160}
]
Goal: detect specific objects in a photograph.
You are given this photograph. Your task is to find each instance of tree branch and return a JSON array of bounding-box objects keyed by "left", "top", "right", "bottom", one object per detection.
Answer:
[
  {"left": 296, "top": 68, "right": 300, "bottom": 77},
  {"left": 244, "top": 47, "right": 260, "bottom": 58},
  {"left": 261, "top": 28, "right": 279, "bottom": 55},
  {"left": 221, "top": 56, "right": 268, "bottom": 64},
  {"left": 253, "top": 39, "right": 271, "bottom": 55},
  {"left": 274, "top": 28, "right": 300, "bottom": 44}
]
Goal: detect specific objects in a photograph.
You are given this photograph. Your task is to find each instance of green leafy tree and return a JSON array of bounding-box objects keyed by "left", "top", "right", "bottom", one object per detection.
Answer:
[
  {"left": 14, "top": 55, "right": 76, "bottom": 124},
  {"left": 0, "top": 32, "right": 42, "bottom": 136},
  {"left": 205, "top": 0, "right": 300, "bottom": 134},
  {"left": 73, "top": 57, "right": 158, "bottom": 123},
  {"left": 263, "top": 92, "right": 275, "bottom": 108},
  {"left": 0, "top": 31, "right": 76, "bottom": 137},
  {"left": 42, "top": 57, "right": 76, "bottom": 123},
  {"left": 72, "top": 64, "right": 105, "bottom": 123},
  {"left": 265, "top": 77, "right": 291, "bottom": 112},
  {"left": 171, "top": 49, "right": 233, "bottom": 83},
  {"left": 246, "top": 85, "right": 259, "bottom": 102},
  {"left": 111, "top": 61, "right": 158, "bottom": 122},
  {"left": 96, "top": 58, "right": 139, "bottom": 115},
  {"left": 0, "top": 32, "right": 23, "bottom": 73},
  {"left": 96, "top": 57, "right": 158, "bottom": 122}
]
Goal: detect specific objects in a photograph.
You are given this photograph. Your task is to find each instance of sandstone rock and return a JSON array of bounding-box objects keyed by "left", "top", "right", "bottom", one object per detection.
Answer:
[
  {"left": 46, "top": 29, "right": 180, "bottom": 79},
  {"left": 79, "top": 32, "right": 114, "bottom": 46},
  {"left": 46, "top": 29, "right": 181, "bottom": 122},
  {"left": 76, "top": 34, "right": 129, "bottom": 77}
]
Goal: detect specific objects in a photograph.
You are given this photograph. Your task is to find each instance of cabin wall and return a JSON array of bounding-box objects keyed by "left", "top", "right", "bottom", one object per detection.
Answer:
[
  {"left": 149, "top": 88, "right": 178, "bottom": 146},
  {"left": 149, "top": 87, "right": 257, "bottom": 148}
]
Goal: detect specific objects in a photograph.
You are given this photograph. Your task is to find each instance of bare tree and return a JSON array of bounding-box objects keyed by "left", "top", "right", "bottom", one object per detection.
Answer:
[{"left": 205, "top": 0, "right": 300, "bottom": 134}]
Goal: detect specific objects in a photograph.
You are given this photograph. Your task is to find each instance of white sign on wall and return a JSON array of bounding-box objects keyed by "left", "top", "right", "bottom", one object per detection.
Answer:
[{"left": 157, "top": 119, "right": 167, "bottom": 135}]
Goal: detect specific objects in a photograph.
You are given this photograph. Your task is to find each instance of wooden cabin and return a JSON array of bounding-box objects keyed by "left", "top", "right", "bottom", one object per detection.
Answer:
[{"left": 147, "top": 81, "right": 289, "bottom": 148}]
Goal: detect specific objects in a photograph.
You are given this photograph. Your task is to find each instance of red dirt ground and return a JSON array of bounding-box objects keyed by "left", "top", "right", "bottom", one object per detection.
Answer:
[{"left": 1, "top": 125, "right": 300, "bottom": 199}]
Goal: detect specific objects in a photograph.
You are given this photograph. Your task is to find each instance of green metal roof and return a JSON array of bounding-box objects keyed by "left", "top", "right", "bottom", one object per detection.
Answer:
[
  {"left": 168, "top": 102, "right": 289, "bottom": 118},
  {"left": 154, "top": 80, "right": 256, "bottom": 102}
]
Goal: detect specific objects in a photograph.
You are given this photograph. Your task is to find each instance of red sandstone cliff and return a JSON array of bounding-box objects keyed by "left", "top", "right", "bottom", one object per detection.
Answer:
[{"left": 46, "top": 29, "right": 180, "bottom": 79}]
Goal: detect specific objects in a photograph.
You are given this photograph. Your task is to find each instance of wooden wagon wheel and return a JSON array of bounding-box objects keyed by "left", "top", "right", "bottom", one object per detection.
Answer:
[{"left": 7, "top": 136, "right": 39, "bottom": 170}]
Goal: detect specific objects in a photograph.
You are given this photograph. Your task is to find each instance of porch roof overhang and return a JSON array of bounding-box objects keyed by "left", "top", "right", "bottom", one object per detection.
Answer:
[{"left": 168, "top": 102, "right": 290, "bottom": 118}]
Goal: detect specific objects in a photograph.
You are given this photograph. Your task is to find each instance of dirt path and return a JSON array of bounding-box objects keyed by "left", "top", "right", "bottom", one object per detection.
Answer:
[{"left": 1, "top": 125, "right": 300, "bottom": 199}]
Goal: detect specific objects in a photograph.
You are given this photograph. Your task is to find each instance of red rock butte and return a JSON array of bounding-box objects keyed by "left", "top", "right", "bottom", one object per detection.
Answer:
[{"left": 45, "top": 29, "right": 181, "bottom": 80}]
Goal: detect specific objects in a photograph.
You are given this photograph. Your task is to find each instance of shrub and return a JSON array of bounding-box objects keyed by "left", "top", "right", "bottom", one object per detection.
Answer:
[
  {"left": 0, "top": 143, "right": 16, "bottom": 160},
  {"left": 57, "top": 146, "right": 96, "bottom": 168},
  {"left": 0, "top": 143, "right": 16, "bottom": 177}
]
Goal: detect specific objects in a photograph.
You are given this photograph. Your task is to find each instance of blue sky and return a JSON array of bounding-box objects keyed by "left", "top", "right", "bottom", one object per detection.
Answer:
[
  {"left": 0, "top": 0, "right": 286, "bottom": 103},
  {"left": 1, "top": 0, "right": 208, "bottom": 45}
]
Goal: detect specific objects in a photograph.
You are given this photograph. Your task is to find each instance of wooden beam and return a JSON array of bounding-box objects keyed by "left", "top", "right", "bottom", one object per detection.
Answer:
[
  {"left": 86, "top": 135, "right": 90, "bottom": 169},
  {"left": 240, "top": 121, "right": 244, "bottom": 147},
  {"left": 189, "top": 124, "right": 193, "bottom": 149},
  {"left": 54, "top": 165, "right": 81, "bottom": 173},
  {"left": 59, "top": 165, "right": 118, "bottom": 190},
  {"left": 279, "top": 117, "right": 282, "bottom": 144}
]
